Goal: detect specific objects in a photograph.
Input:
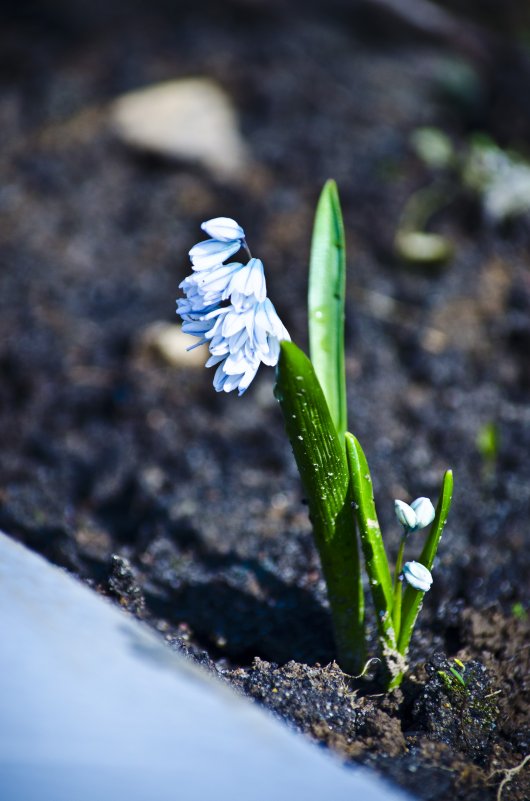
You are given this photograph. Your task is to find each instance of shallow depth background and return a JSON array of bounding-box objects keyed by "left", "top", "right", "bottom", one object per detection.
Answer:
[
  {"left": 1, "top": 0, "right": 529, "bottom": 671},
  {"left": 2, "top": 3, "right": 530, "bottom": 799}
]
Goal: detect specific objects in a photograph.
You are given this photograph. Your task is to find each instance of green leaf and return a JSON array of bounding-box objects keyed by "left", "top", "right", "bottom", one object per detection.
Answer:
[
  {"left": 275, "top": 341, "right": 364, "bottom": 673},
  {"left": 308, "top": 180, "right": 347, "bottom": 445},
  {"left": 397, "top": 469, "right": 454, "bottom": 656},
  {"left": 449, "top": 666, "right": 466, "bottom": 687},
  {"left": 345, "top": 434, "right": 396, "bottom": 658}
]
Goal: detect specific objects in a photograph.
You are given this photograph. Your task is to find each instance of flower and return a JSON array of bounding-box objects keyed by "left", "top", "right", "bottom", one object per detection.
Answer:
[
  {"left": 224, "top": 258, "right": 266, "bottom": 304},
  {"left": 201, "top": 217, "right": 245, "bottom": 242},
  {"left": 204, "top": 296, "right": 290, "bottom": 390},
  {"left": 206, "top": 297, "right": 290, "bottom": 395},
  {"left": 394, "top": 500, "right": 417, "bottom": 530},
  {"left": 189, "top": 239, "right": 242, "bottom": 270},
  {"left": 188, "top": 216, "right": 246, "bottom": 270},
  {"left": 189, "top": 217, "right": 245, "bottom": 270},
  {"left": 402, "top": 561, "right": 433, "bottom": 592},
  {"left": 177, "top": 218, "right": 290, "bottom": 394},
  {"left": 394, "top": 497, "right": 435, "bottom": 533}
]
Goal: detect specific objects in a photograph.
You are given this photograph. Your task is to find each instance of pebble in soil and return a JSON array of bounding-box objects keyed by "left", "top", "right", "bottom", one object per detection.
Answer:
[{"left": 104, "top": 553, "right": 146, "bottom": 618}]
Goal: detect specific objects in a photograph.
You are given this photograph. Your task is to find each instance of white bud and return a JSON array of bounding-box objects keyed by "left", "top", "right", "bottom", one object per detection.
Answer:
[
  {"left": 394, "top": 499, "right": 417, "bottom": 530},
  {"left": 189, "top": 239, "right": 242, "bottom": 270},
  {"left": 200, "top": 217, "right": 245, "bottom": 242},
  {"left": 402, "top": 561, "right": 433, "bottom": 592},
  {"left": 410, "top": 497, "right": 435, "bottom": 529}
]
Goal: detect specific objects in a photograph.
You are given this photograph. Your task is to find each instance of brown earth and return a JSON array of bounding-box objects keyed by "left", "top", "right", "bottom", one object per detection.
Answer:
[{"left": 0, "top": 2, "right": 529, "bottom": 799}]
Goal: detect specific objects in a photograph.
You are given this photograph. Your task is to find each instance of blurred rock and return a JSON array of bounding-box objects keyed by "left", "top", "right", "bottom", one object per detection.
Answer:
[
  {"left": 138, "top": 322, "right": 207, "bottom": 367},
  {"left": 111, "top": 78, "right": 249, "bottom": 180},
  {"left": 395, "top": 230, "right": 453, "bottom": 265}
]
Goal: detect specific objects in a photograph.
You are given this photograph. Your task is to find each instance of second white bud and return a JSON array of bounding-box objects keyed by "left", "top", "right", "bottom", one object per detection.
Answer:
[{"left": 394, "top": 496, "right": 435, "bottom": 533}]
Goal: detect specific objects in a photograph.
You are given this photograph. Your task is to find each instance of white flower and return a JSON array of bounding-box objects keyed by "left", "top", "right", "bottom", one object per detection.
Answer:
[
  {"left": 177, "top": 277, "right": 221, "bottom": 321},
  {"left": 394, "top": 497, "right": 435, "bottom": 533},
  {"left": 395, "top": 500, "right": 417, "bottom": 530},
  {"left": 201, "top": 217, "right": 245, "bottom": 242},
  {"left": 188, "top": 217, "right": 246, "bottom": 270},
  {"left": 223, "top": 258, "right": 266, "bottom": 305},
  {"left": 206, "top": 297, "right": 290, "bottom": 395},
  {"left": 180, "top": 262, "right": 244, "bottom": 311},
  {"left": 212, "top": 351, "right": 260, "bottom": 395},
  {"left": 180, "top": 306, "right": 229, "bottom": 348},
  {"left": 189, "top": 239, "right": 242, "bottom": 270},
  {"left": 178, "top": 217, "right": 289, "bottom": 393},
  {"left": 402, "top": 561, "right": 433, "bottom": 592},
  {"left": 212, "top": 298, "right": 285, "bottom": 357},
  {"left": 178, "top": 259, "right": 266, "bottom": 321},
  {"left": 205, "top": 298, "right": 290, "bottom": 395},
  {"left": 410, "top": 497, "right": 435, "bottom": 528},
  {"left": 176, "top": 294, "right": 214, "bottom": 323}
]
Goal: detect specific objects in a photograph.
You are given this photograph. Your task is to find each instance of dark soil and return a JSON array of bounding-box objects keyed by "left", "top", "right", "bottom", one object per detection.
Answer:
[{"left": 1, "top": 2, "right": 529, "bottom": 799}]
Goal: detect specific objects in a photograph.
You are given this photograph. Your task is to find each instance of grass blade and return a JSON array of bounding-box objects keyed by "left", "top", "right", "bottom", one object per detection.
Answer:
[{"left": 308, "top": 179, "right": 347, "bottom": 444}]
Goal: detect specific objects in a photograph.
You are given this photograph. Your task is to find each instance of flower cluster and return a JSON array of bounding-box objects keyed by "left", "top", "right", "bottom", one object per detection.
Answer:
[{"left": 177, "top": 217, "right": 290, "bottom": 395}]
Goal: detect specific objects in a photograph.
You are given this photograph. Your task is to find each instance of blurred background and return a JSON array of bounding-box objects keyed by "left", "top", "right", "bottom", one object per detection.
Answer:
[{"left": 1, "top": 0, "right": 530, "bottom": 661}]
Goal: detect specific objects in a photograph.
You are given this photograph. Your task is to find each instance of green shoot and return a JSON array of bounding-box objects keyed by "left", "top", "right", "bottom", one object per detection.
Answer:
[
  {"left": 308, "top": 179, "right": 347, "bottom": 445},
  {"left": 274, "top": 342, "right": 364, "bottom": 674}
]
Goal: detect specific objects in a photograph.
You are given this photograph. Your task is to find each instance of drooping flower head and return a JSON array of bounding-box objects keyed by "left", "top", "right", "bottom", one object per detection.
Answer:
[{"left": 177, "top": 217, "right": 290, "bottom": 395}]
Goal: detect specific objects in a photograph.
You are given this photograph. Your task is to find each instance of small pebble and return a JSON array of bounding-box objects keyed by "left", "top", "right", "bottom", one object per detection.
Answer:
[
  {"left": 111, "top": 78, "right": 249, "bottom": 180},
  {"left": 138, "top": 322, "right": 207, "bottom": 367}
]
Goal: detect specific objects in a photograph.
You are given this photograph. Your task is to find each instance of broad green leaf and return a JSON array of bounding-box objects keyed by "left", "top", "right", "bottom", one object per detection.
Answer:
[
  {"left": 275, "top": 341, "right": 364, "bottom": 673},
  {"left": 345, "top": 434, "right": 396, "bottom": 658},
  {"left": 397, "top": 469, "right": 454, "bottom": 656},
  {"left": 308, "top": 180, "right": 347, "bottom": 445}
]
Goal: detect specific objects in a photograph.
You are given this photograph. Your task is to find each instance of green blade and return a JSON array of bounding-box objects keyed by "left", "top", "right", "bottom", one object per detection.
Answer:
[
  {"left": 308, "top": 180, "right": 347, "bottom": 444},
  {"left": 275, "top": 341, "right": 364, "bottom": 673},
  {"left": 397, "top": 469, "right": 454, "bottom": 656},
  {"left": 345, "top": 434, "right": 396, "bottom": 659},
  {"left": 275, "top": 341, "right": 348, "bottom": 533}
]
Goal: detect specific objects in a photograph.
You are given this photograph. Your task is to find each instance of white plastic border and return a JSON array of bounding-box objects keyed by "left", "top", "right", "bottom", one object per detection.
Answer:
[{"left": 0, "top": 532, "right": 411, "bottom": 801}]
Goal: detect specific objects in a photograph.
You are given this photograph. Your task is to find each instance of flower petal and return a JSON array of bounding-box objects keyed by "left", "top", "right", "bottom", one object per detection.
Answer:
[
  {"left": 224, "top": 258, "right": 267, "bottom": 303},
  {"left": 394, "top": 500, "right": 417, "bottom": 530},
  {"left": 189, "top": 239, "right": 241, "bottom": 269},
  {"left": 222, "top": 372, "right": 244, "bottom": 393},
  {"left": 201, "top": 217, "right": 245, "bottom": 242},
  {"left": 204, "top": 357, "right": 223, "bottom": 373},
  {"left": 402, "top": 561, "right": 433, "bottom": 592},
  {"left": 222, "top": 306, "right": 251, "bottom": 338},
  {"left": 213, "top": 362, "right": 229, "bottom": 392},
  {"left": 260, "top": 335, "right": 280, "bottom": 366},
  {"left": 238, "top": 361, "right": 260, "bottom": 395},
  {"left": 410, "top": 497, "right": 435, "bottom": 529}
]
